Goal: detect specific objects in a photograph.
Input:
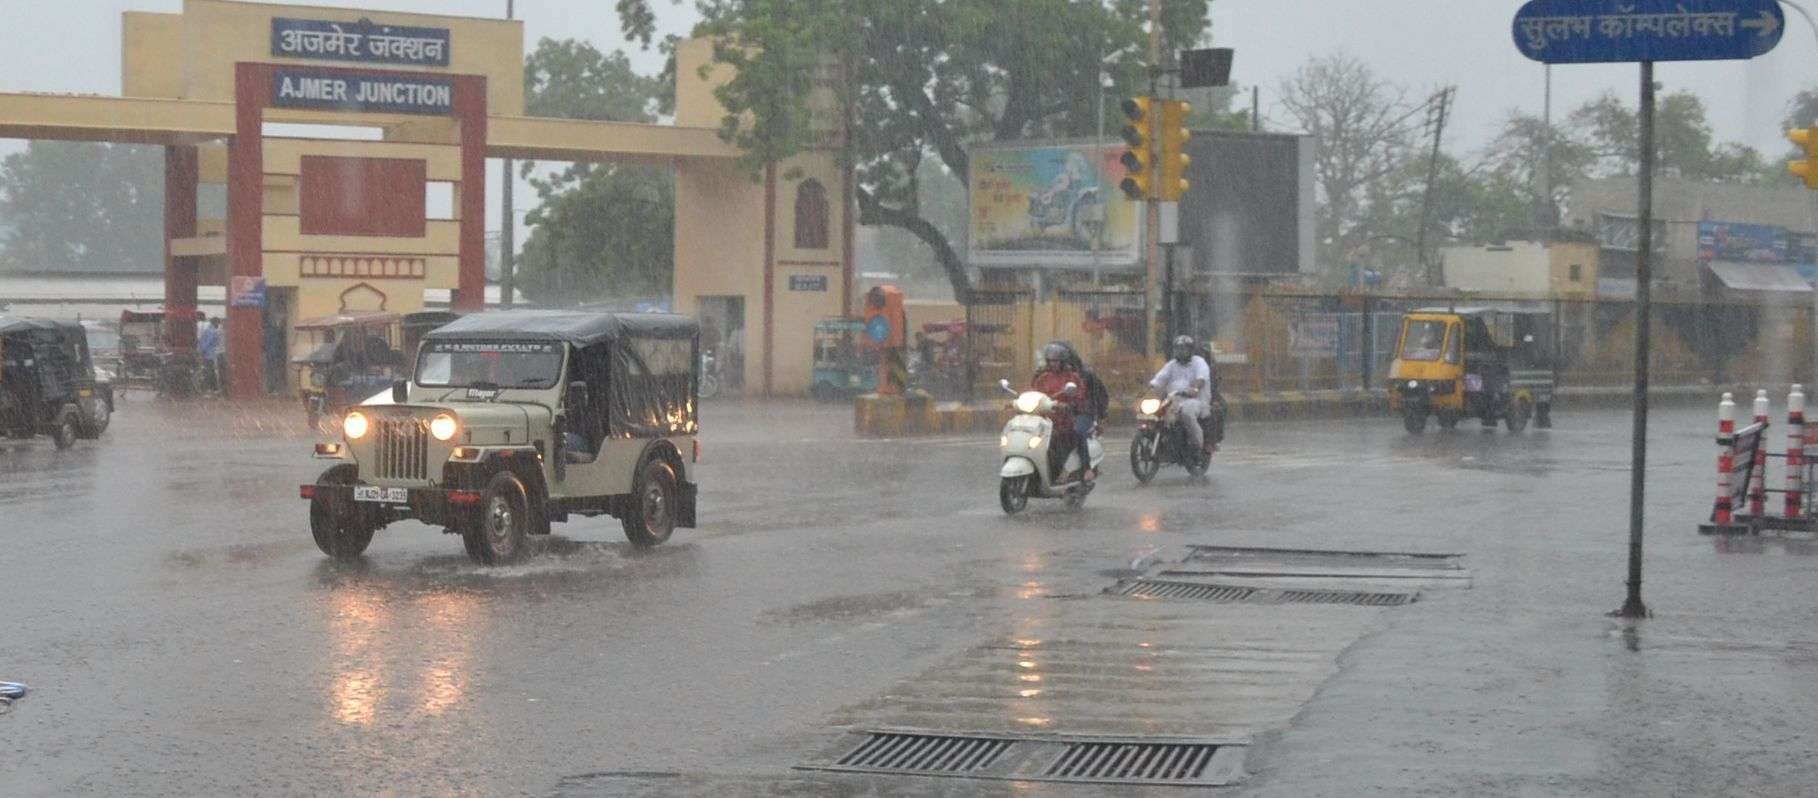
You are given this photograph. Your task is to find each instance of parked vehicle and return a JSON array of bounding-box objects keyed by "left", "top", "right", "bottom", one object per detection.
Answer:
[
  {"left": 996, "top": 378, "right": 1104, "bottom": 514},
  {"left": 810, "top": 318, "right": 874, "bottom": 400},
  {"left": 117, "top": 309, "right": 201, "bottom": 396},
  {"left": 0, "top": 316, "right": 113, "bottom": 448},
  {"left": 79, "top": 320, "right": 122, "bottom": 383},
  {"left": 1130, "top": 392, "right": 1219, "bottom": 483},
  {"left": 1389, "top": 307, "right": 1555, "bottom": 434},
  {"left": 300, "top": 310, "right": 700, "bottom": 564},
  {"left": 700, "top": 349, "right": 722, "bottom": 399}
]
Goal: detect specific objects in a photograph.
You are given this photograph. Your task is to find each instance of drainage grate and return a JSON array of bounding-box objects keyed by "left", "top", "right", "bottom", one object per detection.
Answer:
[
  {"left": 832, "top": 732, "right": 1011, "bottom": 774},
  {"left": 801, "top": 731, "right": 1247, "bottom": 786},
  {"left": 1042, "top": 741, "right": 1223, "bottom": 784},
  {"left": 1277, "top": 589, "right": 1416, "bottom": 606},
  {"left": 1186, "top": 545, "right": 1462, "bottom": 570},
  {"left": 1108, "top": 579, "right": 1416, "bottom": 606},
  {"left": 1110, "top": 579, "right": 1256, "bottom": 602}
]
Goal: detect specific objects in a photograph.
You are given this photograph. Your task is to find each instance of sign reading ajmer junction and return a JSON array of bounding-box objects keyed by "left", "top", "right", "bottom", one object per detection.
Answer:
[{"left": 0, "top": 0, "right": 861, "bottom": 399}]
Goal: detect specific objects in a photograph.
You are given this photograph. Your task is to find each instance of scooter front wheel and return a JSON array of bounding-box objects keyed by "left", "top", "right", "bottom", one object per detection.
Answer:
[{"left": 999, "top": 475, "right": 1030, "bottom": 515}]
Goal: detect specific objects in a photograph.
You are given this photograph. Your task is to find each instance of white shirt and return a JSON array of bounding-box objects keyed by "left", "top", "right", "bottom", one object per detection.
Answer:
[{"left": 1151, "top": 356, "right": 1211, "bottom": 396}]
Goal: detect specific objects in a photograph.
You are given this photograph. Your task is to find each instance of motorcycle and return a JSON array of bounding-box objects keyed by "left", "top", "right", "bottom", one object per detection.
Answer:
[
  {"left": 996, "top": 379, "right": 1105, "bottom": 514},
  {"left": 1027, "top": 186, "right": 1106, "bottom": 246},
  {"left": 1130, "top": 392, "right": 1219, "bottom": 483}
]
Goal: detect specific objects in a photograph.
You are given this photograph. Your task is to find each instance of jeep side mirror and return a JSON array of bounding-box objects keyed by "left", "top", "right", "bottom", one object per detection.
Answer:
[
  {"left": 391, "top": 379, "right": 408, "bottom": 404},
  {"left": 567, "top": 380, "right": 589, "bottom": 408}
]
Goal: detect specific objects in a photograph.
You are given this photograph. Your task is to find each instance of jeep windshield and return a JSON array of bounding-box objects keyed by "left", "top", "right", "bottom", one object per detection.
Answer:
[{"left": 415, "top": 340, "right": 563, "bottom": 389}]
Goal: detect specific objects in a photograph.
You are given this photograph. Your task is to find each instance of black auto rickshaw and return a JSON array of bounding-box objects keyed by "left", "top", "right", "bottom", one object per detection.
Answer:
[
  {"left": 291, "top": 311, "right": 405, "bottom": 429},
  {"left": 0, "top": 316, "right": 114, "bottom": 449},
  {"left": 1388, "top": 306, "right": 1556, "bottom": 433}
]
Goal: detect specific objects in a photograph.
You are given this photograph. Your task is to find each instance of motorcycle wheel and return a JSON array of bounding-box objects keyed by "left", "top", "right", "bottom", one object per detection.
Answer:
[
  {"left": 1130, "top": 432, "right": 1161, "bottom": 485},
  {"left": 999, "top": 475, "right": 1030, "bottom": 515},
  {"left": 1403, "top": 411, "right": 1428, "bottom": 434}
]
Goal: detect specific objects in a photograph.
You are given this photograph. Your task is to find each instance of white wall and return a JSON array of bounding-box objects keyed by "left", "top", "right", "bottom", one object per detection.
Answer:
[{"left": 1440, "top": 242, "right": 1550, "bottom": 294}]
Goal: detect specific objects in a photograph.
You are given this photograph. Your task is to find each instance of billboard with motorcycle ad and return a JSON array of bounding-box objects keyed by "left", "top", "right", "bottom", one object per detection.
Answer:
[{"left": 967, "top": 142, "right": 1142, "bottom": 268}]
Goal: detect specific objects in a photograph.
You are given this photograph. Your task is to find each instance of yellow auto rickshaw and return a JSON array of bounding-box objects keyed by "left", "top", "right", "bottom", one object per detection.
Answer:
[
  {"left": 291, "top": 311, "right": 403, "bottom": 429},
  {"left": 1388, "top": 306, "right": 1555, "bottom": 434}
]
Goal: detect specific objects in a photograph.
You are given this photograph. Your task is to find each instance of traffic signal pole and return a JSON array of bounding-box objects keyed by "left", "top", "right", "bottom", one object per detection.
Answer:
[
  {"left": 1145, "top": 0, "right": 1163, "bottom": 357},
  {"left": 1615, "top": 60, "right": 1654, "bottom": 620}
]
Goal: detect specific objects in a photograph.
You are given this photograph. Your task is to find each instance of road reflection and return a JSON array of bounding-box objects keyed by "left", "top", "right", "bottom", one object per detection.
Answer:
[{"left": 321, "top": 571, "right": 480, "bottom": 726}]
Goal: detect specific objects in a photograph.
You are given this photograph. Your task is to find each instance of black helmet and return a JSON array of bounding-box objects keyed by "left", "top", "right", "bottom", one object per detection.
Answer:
[
  {"left": 1172, "top": 335, "right": 1195, "bottom": 363},
  {"left": 1041, "top": 342, "right": 1070, "bottom": 367}
]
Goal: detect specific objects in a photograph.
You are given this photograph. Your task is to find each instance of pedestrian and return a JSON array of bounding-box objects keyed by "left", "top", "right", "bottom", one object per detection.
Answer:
[{"left": 197, "top": 317, "right": 223, "bottom": 393}]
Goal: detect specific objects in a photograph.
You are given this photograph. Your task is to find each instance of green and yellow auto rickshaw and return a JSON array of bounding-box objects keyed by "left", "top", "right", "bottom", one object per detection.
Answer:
[{"left": 1388, "top": 307, "right": 1555, "bottom": 434}]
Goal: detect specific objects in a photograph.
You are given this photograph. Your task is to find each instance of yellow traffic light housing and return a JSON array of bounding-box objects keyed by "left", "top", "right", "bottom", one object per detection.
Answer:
[
  {"left": 1159, "top": 100, "right": 1193, "bottom": 201},
  {"left": 1790, "top": 127, "right": 1818, "bottom": 189},
  {"left": 1119, "top": 97, "right": 1158, "bottom": 201}
]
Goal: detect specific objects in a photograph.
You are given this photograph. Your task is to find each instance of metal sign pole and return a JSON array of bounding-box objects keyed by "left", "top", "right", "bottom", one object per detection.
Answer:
[{"left": 1617, "top": 60, "right": 1654, "bottom": 619}]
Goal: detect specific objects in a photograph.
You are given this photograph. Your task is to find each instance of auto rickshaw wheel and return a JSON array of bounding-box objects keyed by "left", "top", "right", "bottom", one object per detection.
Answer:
[
  {"left": 623, "top": 459, "right": 678, "bottom": 547},
  {"left": 1403, "top": 411, "right": 1427, "bottom": 434},
  {"left": 81, "top": 397, "right": 110, "bottom": 438},
  {"left": 1535, "top": 401, "right": 1553, "bottom": 429},
  {"left": 51, "top": 407, "right": 80, "bottom": 450},
  {"left": 1506, "top": 394, "right": 1534, "bottom": 433},
  {"left": 1436, "top": 411, "right": 1462, "bottom": 430},
  {"left": 463, "top": 472, "right": 532, "bottom": 564},
  {"left": 310, "top": 465, "right": 375, "bottom": 561}
]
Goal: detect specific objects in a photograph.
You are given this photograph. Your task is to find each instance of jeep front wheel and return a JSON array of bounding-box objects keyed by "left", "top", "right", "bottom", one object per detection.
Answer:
[
  {"left": 310, "top": 465, "right": 375, "bottom": 560},
  {"left": 622, "top": 459, "right": 677, "bottom": 547},
  {"left": 462, "top": 472, "right": 531, "bottom": 565}
]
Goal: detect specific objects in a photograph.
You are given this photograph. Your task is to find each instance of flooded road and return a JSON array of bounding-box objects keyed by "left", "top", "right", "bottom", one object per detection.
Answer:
[{"left": 3, "top": 396, "right": 1816, "bottom": 796}]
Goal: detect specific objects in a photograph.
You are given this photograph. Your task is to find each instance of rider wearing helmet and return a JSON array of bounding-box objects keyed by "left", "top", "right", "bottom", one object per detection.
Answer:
[
  {"left": 1032, "top": 342, "right": 1090, "bottom": 482},
  {"left": 1148, "top": 334, "right": 1214, "bottom": 455}
]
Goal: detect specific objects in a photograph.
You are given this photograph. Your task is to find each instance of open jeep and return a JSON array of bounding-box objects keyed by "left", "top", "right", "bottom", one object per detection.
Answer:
[{"left": 301, "top": 310, "right": 700, "bottom": 564}]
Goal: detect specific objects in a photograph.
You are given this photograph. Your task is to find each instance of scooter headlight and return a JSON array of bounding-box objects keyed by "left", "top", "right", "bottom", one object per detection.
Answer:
[
  {"left": 1139, "top": 398, "right": 1162, "bottom": 415},
  {"left": 429, "top": 413, "right": 458, "bottom": 441},
  {"left": 343, "top": 411, "right": 370, "bottom": 440},
  {"left": 1027, "top": 435, "right": 1043, "bottom": 450},
  {"left": 1014, "top": 392, "right": 1044, "bottom": 414}
]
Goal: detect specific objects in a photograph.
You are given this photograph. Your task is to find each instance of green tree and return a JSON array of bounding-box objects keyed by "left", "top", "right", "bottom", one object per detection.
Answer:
[
  {"left": 0, "top": 142, "right": 163, "bottom": 273},
  {"left": 514, "top": 38, "right": 675, "bottom": 305},
  {"left": 1480, "top": 110, "right": 1597, "bottom": 229},
  {"left": 1567, "top": 90, "right": 1770, "bottom": 182},
  {"left": 617, "top": 0, "right": 1212, "bottom": 302}
]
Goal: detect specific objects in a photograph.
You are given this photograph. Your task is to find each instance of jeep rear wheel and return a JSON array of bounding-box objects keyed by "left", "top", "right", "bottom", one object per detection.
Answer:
[
  {"left": 462, "top": 472, "right": 531, "bottom": 565},
  {"left": 310, "top": 465, "right": 375, "bottom": 560},
  {"left": 622, "top": 459, "right": 677, "bottom": 547}
]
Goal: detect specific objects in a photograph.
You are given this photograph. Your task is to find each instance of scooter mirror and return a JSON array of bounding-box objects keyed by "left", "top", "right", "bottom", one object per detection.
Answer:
[
  {"left": 999, "top": 378, "right": 1016, "bottom": 395},
  {"left": 1062, "top": 382, "right": 1078, "bottom": 395}
]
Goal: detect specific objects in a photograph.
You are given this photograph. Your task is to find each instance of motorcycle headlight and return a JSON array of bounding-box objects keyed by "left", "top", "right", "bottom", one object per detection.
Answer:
[
  {"left": 1027, "top": 435, "right": 1043, "bottom": 450},
  {"left": 1140, "top": 398, "right": 1162, "bottom": 415},
  {"left": 1015, "top": 392, "right": 1044, "bottom": 414},
  {"left": 429, "top": 413, "right": 458, "bottom": 441},
  {"left": 343, "top": 411, "right": 369, "bottom": 440}
]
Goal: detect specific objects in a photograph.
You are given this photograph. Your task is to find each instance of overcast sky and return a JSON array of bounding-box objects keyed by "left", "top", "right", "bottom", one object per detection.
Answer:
[{"left": 2, "top": 0, "right": 1814, "bottom": 231}]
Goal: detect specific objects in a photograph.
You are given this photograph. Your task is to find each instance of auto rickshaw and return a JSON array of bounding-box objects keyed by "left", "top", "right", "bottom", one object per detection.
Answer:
[
  {"left": 1388, "top": 306, "right": 1555, "bottom": 434},
  {"left": 810, "top": 317, "right": 876, "bottom": 400},
  {"left": 291, "top": 311, "right": 404, "bottom": 429},
  {"left": 0, "top": 316, "right": 113, "bottom": 448}
]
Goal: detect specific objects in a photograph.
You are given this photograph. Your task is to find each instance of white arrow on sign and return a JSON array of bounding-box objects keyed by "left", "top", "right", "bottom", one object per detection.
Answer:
[{"left": 1741, "top": 9, "right": 1780, "bottom": 37}]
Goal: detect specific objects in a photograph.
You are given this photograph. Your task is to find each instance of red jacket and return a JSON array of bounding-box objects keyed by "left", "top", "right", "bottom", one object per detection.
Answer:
[{"left": 1031, "top": 368, "right": 1084, "bottom": 425}]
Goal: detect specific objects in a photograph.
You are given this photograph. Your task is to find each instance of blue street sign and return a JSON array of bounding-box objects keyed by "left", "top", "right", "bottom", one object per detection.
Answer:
[
  {"left": 866, "top": 316, "right": 890, "bottom": 343},
  {"left": 1513, "top": 0, "right": 1783, "bottom": 64}
]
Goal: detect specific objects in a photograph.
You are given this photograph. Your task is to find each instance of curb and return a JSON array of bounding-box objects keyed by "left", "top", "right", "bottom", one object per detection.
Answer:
[{"left": 852, "top": 384, "right": 1743, "bottom": 437}]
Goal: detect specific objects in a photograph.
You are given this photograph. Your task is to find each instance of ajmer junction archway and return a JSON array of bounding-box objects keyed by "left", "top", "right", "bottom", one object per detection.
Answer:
[{"left": 0, "top": 0, "right": 856, "bottom": 397}]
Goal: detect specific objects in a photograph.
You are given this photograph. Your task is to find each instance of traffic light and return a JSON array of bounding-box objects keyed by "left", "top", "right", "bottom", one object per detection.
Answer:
[
  {"left": 1789, "top": 127, "right": 1818, "bottom": 189},
  {"left": 1118, "top": 96, "right": 1157, "bottom": 201},
  {"left": 1158, "top": 99, "right": 1192, "bottom": 201}
]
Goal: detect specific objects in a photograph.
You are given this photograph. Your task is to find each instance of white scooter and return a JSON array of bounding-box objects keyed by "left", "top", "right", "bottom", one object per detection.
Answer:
[{"left": 997, "top": 378, "right": 1105, "bottom": 514}]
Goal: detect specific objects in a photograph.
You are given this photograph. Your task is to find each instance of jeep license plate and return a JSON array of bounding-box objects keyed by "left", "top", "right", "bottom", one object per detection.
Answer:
[{"left": 353, "top": 486, "right": 408, "bottom": 504}]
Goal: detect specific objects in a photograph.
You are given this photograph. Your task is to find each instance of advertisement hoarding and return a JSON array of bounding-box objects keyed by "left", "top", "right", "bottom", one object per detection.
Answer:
[
  {"left": 1697, "top": 221, "right": 1788, "bottom": 263},
  {"left": 967, "top": 142, "right": 1142, "bottom": 268}
]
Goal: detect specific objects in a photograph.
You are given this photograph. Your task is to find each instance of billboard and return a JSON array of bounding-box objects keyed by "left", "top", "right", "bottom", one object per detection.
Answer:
[
  {"left": 1177, "top": 131, "right": 1313, "bottom": 275},
  {"left": 1697, "top": 220, "right": 1790, "bottom": 263},
  {"left": 967, "top": 143, "right": 1142, "bottom": 268}
]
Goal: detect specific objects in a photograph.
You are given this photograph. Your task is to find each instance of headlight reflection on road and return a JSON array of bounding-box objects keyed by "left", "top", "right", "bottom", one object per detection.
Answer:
[{"left": 325, "top": 586, "right": 479, "bottom": 725}]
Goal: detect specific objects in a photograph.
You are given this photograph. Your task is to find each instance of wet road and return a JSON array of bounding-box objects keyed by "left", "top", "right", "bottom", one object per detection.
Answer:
[{"left": 3, "top": 396, "right": 1817, "bottom": 796}]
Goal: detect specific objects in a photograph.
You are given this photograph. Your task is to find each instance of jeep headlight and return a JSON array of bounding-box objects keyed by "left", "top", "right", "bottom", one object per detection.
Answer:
[
  {"left": 429, "top": 413, "right": 458, "bottom": 441},
  {"left": 310, "top": 371, "right": 326, "bottom": 388},
  {"left": 1140, "top": 398, "right": 1162, "bottom": 415},
  {"left": 343, "top": 411, "right": 369, "bottom": 439}
]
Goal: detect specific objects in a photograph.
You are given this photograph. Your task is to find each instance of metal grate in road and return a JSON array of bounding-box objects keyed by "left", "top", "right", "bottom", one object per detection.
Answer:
[
  {"left": 1107, "top": 578, "right": 1416, "bottom": 606},
  {"left": 831, "top": 732, "right": 1011, "bottom": 775},
  {"left": 1109, "top": 579, "right": 1256, "bottom": 602},
  {"left": 1186, "top": 544, "right": 1463, "bottom": 570},
  {"left": 1277, "top": 589, "right": 1416, "bottom": 606},
  {"left": 1041, "top": 741, "right": 1224, "bottom": 784}
]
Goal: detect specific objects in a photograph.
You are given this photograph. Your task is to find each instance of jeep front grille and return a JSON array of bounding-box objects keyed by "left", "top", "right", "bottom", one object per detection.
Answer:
[{"left": 372, "top": 418, "right": 429, "bottom": 482}]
